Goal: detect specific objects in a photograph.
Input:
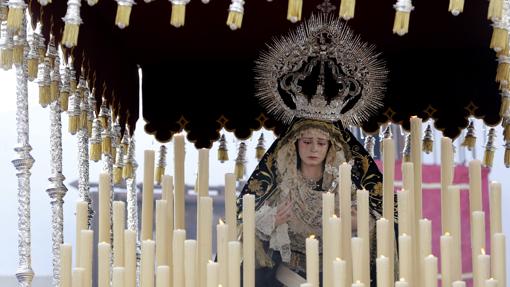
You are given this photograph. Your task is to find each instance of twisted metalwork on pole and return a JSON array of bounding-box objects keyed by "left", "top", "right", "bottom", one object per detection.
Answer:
[{"left": 12, "top": 12, "right": 35, "bottom": 287}]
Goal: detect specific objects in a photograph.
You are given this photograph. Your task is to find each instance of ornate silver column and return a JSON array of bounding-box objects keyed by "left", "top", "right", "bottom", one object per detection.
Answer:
[
  {"left": 77, "top": 76, "right": 93, "bottom": 225},
  {"left": 46, "top": 53, "right": 68, "bottom": 287},
  {"left": 125, "top": 136, "right": 140, "bottom": 286},
  {"left": 12, "top": 13, "right": 35, "bottom": 287}
]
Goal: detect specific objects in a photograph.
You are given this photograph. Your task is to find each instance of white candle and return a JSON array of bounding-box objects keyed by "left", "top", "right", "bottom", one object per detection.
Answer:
[
  {"left": 173, "top": 134, "right": 186, "bottom": 229},
  {"left": 382, "top": 137, "right": 396, "bottom": 287},
  {"left": 351, "top": 237, "right": 364, "bottom": 284},
  {"left": 441, "top": 137, "right": 453, "bottom": 234},
  {"left": 75, "top": 201, "right": 88, "bottom": 266},
  {"left": 156, "top": 266, "right": 170, "bottom": 287},
  {"left": 98, "top": 242, "right": 111, "bottom": 287},
  {"left": 323, "top": 192, "right": 335, "bottom": 287},
  {"left": 440, "top": 233, "right": 453, "bottom": 287},
  {"left": 485, "top": 279, "right": 498, "bottom": 287},
  {"left": 448, "top": 186, "right": 462, "bottom": 281},
  {"left": 472, "top": 211, "right": 486, "bottom": 287},
  {"left": 225, "top": 173, "right": 237, "bottom": 241},
  {"left": 306, "top": 235, "right": 319, "bottom": 287},
  {"left": 453, "top": 281, "right": 466, "bottom": 287},
  {"left": 424, "top": 255, "right": 438, "bottom": 287},
  {"left": 162, "top": 175, "right": 174, "bottom": 278},
  {"left": 377, "top": 218, "right": 390, "bottom": 258},
  {"left": 142, "top": 150, "right": 155, "bottom": 241},
  {"left": 198, "top": 196, "right": 213, "bottom": 287},
  {"left": 399, "top": 234, "right": 412, "bottom": 284},
  {"left": 329, "top": 215, "right": 342, "bottom": 261},
  {"left": 478, "top": 249, "right": 491, "bottom": 287},
  {"left": 72, "top": 267, "right": 85, "bottom": 287},
  {"left": 357, "top": 189, "right": 370, "bottom": 286},
  {"left": 156, "top": 200, "right": 169, "bottom": 266},
  {"left": 401, "top": 162, "right": 417, "bottom": 287},
  {"left": 184, "top": 240, "right": 197, "bottom": 287},
  {"left": 339, "top": 163, "right": 353, "bottom": 285},
  {"left": 352, "top": 281, "right": 365, "bottom": 287},
  {"left": 207, "top": 261, "right": 219, "bottom": 287},
  {"left": 198, "top": 148, "right": 210, "bottom": 197},
  {"left": 376, "top": 256, "right": 389, "bottom": 287},
  {"left": 141, "top": 240, "right": 156, "bottom": 287},
  {"left": 243, "top": 194, "right": 255, "bottom": 287},
  {"left": 492, "top": 233, "right": 506, "bottom": 287},
  {"left": 410, "top": 116, "right": 423, "bottom": 221},
  {"left": 469, "top": 160, "right": 483, "bottom": 213},
  {"left": 217, "top": 220, "right": 229, "bottom": 287},
  {"left": 60, "top": 243, "right": 72, "bottom": 287},
  {"left": 397, "top": 190, "right": 411, "bottom": 236},
  {"left": 113, "top": 267, "right": 125, "bottom": 287},
  {"left": 125, "top": 230, "right": 137, "bottom": 287},
  {"left": 228, "top": 241, "right": 241, "bottom": 287},
  {"left": 99, "top": 173, "right": 111, "bottom": 244},
  {"left": 332, "top": 258, "right": 346, "bottom": 287},
  {"left": 395, "top": 279, "right": 409, "bottom": 287},
  {"left": 419, "top": 219, "right": 432, "bottom": 264},
  {"left": 173, "top": 229, "right": 186, "bottom": 287},
  {"left": 489, "top": 182, "right": 502, "bottom": 236},
  {"left": 79, "top": 230, "right": 93, "bottom": 287},
  {"left": 113, "top": 201, "right": 125, "bottom": 267}
]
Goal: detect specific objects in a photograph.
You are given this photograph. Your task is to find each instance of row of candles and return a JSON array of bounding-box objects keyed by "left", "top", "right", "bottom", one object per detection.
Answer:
[{"left": 58, "top": 118, "right": 506, "bottom": 287}]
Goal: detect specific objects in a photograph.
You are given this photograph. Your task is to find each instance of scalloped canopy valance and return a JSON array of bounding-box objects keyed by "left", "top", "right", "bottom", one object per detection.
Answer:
[{"left": 26, "top": 0, "right": 501, "bottom": 147}]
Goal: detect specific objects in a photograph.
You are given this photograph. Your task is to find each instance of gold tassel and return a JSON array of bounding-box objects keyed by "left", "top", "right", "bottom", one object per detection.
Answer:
[
  {"left": 503, "top": 118, "right": 510, "bottom": 141},
  {"left": 123, "top": 162, "right": 133, "bottom": 179},
  {"left": 80, "top": 109, "right": 88, "bottom": 130},
  {"left": 62, "top": 23, "right": 80, "bottom": 48},
  {"left": 70, "top": 71, "right": 77, "bottom": 94},
  {"left": 393, "top": 11, "right": 411, "bottom": 36},
  {"left": 234, "top": 142, "right": 247, "bottom": 180},
  {"left": 12, "top": 44, "right": 23, "bottom": 65},
  {"left": 448, "top": 0, "right": 463, "bottom": 15},
  {"left": 227, "top": 11, "right": 243, "bottom": 30},
  {"left": 87, "top": 120, "right": 93, "bottom": 137},
  {"left": 0, "top": 47, "right": 13, "bottom": 70},
  {"left": 501, "top": 94, "right": 510, "bottom": 117},
  {"left": 422, "top": 124, "right": 433, "bottom": 154},
  {"left": 287, "top": 0, "right": 302, "bottom": 23},
  {"left": 68, "top": 115, "right": 79, "bottom": 135},
  {"left": 170, "top": 0, "right": 189, "bottom": 28},
  {"left": 483, "top": 128, "right": 496, "bottom": 167},
  {"left": 60, "top": 91, "right": 69, "bottom": 112},
  {"left": 113, "top": 167, "right": 123, "bottom": 184},
  {"left": 39, "top": 86, "right": 51, "bottom": 107},
  {"left": 0, "top": 5, "right": 8, "bottom": 21},
  {"left": 488, "top": 0, "right": 503, "bottom": 21},
  {"left": 6, "top": 6, "right": 23, "bottom": 33},
  {"left": 461, "top": 121, "right": 477, "bottom": 151},
  {"left": 218, "top": 134, "right": 229, "bottom": 162},
  {"left": 155, "top": 166, "right": 165, "bottom": 185},
  {"left": 496, "top": 60, "right": 510, "bottom": 83},
  {"left": 27, "top": 58, "right": 38, "bottom": 80},
  {"left": 102, "top": 135, "right": 112, "bottom": 156},
  {"left": 115, "top": 3, "right": 133, "bottom": 29},
  {"left": 505, "top": 143, "right": 510, "bottom": 168},
  {"left": 90, "top": 142, "right": 102, "bottom": 162},
  {"left": 339, "top": 0, "right": 355, "bottom": 20},
  {"left": 256, "top": 133, "right": 266, "bottom": 161},
  {"left": 490, "top": 26, "right": 508, "bottom": 53}
]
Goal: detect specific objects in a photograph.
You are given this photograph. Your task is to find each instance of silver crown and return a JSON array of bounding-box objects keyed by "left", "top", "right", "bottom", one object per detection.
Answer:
[{"left": 255, "top": 14, "right": 388, "bottom": 126}]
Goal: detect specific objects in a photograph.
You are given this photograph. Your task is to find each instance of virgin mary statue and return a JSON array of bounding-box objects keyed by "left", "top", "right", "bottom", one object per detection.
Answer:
[{"left": 236, "top": 14, "right": 394, "bottom": 287}]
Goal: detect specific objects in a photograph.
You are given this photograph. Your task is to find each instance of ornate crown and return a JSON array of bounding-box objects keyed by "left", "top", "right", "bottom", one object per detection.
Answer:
[{"left": 255, "top": 14, "right": 388, "bottom": 126}]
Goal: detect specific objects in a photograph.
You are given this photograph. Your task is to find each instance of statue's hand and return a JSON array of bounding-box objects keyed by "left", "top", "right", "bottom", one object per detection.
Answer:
[{"left": 275, "top": 200, "right": 293, "bottom": 226}]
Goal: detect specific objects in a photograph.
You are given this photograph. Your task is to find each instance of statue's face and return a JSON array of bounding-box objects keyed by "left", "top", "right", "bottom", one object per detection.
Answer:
[{"left": 297, "top": 128, "right": 330, "bottom": 168}]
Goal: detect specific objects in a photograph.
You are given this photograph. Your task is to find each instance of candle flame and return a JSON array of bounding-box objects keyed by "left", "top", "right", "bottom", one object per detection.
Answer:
[
  {"left": 309, "top": 235, "right": 315, "bottom": 239},
  {"left": 400, "top": 278, "right": 406, "bottom": 282},
  {"left": 209, "top": 260, "right": 214, "bottom": 264},
  {"left": 219, "top": 219, "right": 224, "bottom": 225},
  {"left": 332, "top": 214, "right": 338, "bottom": 218},
  {"left": 481, "top": 248, "right": 486, "bottom": 255},
  {"left": 336, "top": 257, "right": 341, "bottom": 261},
  {"left": 445, "top": 232, "right": 451, "bottom": 236},
  {"left": 356, "top": 280, "right": 361, "bottom": 284}
]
